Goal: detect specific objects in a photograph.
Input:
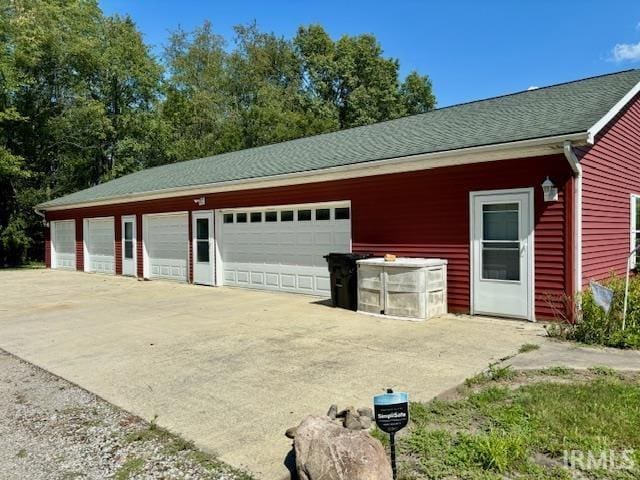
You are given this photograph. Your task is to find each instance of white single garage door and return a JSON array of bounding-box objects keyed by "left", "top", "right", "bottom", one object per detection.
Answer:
[
  {"left": 84, "top": 217, "right": 115, "bottom": 274},
  {"left": 51, "top": 220, "right": 76, "bottom": 270},
  {"left": 143, "top": 213, "right": 188, "bottom": 281},
  {"left": 219, "top": 202, "right": 351, "bottom": 295}
]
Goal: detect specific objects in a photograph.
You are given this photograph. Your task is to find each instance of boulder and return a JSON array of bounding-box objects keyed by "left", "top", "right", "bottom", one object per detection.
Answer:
[
  {"left": 327, "top": 404, "right": 338, "bottom": 420},
  {"left": 344, "top": 410, "right": 363, "bottom": 430},
  {"left": 357, "top": 407, "right": 374, "bottom": 419},
  {"left": 294, "top": 415, "right": 392, "bottom": 480}
]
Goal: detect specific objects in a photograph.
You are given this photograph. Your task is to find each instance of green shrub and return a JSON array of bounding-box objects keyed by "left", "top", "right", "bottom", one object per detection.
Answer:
[{"left": 548, "top": 274, "right": 640, "bottom": 349}]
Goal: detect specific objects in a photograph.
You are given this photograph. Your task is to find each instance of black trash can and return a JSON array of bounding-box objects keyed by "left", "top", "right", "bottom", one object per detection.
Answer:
[{"left": 324, "top": 253, "right": 373, "bottom": 311}]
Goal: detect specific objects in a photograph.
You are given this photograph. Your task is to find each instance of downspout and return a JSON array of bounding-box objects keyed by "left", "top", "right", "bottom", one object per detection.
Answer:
[
  {"left": 563, "top": 141, "right": 582, "bottom": 297},
  {"left": 34, "top": 207, "right": 49, "bottom": 227}
]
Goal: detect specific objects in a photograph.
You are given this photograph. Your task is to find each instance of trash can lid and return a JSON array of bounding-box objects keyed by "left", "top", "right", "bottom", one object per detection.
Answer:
[{"left": 357, "top": 257, "right": 447, "bottom": 267}]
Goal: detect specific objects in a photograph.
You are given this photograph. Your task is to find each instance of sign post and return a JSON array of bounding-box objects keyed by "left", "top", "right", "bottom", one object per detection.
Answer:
[{"left": 374, "top": 389, "right": 409, "bottom": 480}]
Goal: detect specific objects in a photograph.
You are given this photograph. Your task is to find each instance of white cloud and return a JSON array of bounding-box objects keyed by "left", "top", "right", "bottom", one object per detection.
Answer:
[
  {"left": 612, "top": 42, "right": 640, "bottom": 62},
  {"left": 527, "top": 86, "right": 539, "bottom": 91}
]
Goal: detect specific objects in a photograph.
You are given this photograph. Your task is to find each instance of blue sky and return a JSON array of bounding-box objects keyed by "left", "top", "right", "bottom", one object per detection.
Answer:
[{"left": 100, "top": 0, "right": 640, "bottom": 107}]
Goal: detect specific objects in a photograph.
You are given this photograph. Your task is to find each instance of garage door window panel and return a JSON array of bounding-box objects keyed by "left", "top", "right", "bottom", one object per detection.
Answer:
[
  {"left": 315, "top": 209, "right": 330, "bottom": 221},
  {"left": 298, "top": 209, "right": 311, "bottom": 221}
]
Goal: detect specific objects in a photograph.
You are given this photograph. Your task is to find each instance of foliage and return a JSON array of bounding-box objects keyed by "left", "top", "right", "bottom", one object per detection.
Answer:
[
  {"left": 400, "top": 370, "right": 640, "bottom": 479},
  {"left": 0, "top": 2, "right": 436, "bottom": 266},
  {"left": 548, "top": 275, "right": 640, "bottom": 349},
  {"left": 518, "top": 343, "right": 540, "bottom": 353}
]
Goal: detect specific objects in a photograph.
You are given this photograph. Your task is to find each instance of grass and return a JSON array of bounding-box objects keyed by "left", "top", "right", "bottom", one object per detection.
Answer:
[
  {"left": 464, "top": 364, "right": 516, "bottom": 387},
  {"left": 114, "top": 457, "right": 144, "bottom": 480},
  {"left": 397, "top": 369, "right": 640, "bottom": 479},
  {"left": 124, "top": 416, "right": 254, "bottom": 480},
  {"left": 519, "top": 343, "right": 541, "bottom": 353}
]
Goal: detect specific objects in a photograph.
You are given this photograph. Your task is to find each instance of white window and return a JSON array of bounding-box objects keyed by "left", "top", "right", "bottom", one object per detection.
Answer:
[{"left": 631, "top": 195, "right": 640, "bottom": 268}]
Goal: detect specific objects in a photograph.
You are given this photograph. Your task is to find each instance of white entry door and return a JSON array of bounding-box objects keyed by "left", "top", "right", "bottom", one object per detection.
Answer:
[
  {"left": 122, "top": 215, "right": 137, "bottom": 276},
  {"left": 471, "top": 189, "right": 533, "bottom": 320},
  {"left": 192, "top": 210, "right": 214, "bottom": 286}
]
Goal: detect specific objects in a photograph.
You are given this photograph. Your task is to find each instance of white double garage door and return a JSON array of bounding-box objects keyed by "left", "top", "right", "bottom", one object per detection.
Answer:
[
  {"left": 142, "top": 202, "right": 351, "bottom": 295},
  {"left": 49, "top": 201, "right": 350, "bottom": 297}
]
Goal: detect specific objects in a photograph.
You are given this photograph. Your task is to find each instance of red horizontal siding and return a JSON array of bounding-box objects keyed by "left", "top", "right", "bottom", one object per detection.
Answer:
[
  {"left": 579, "top": 94, "right": 640, "bottom": 285},
  {"left": 46, "top": 155, "right": 572, "bottom": 320}
]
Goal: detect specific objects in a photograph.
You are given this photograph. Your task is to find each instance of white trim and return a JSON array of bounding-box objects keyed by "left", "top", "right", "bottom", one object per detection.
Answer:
[
  {"left": 563, "top": 141, "right": 583, "bottom": 293},
  {"left": 469, "top": 188, "right": 535, "bottom": 321},
  {"left": 121, "top": 215, "right": 137, "bottom": 277},
  {"left": 214, "top": 210, "right": 224, "bottom": 287},
  {"left": 39, "top": 133, "right": 587, "bottom": 211},
  {"left": 83, "top": 218, "right": 89, "bottom": 272},
  {"left": 587, "top": 80, "right": 640, "bottom": 144},
  {"left": 631, "top": 194, "right": 640, "bottom": 268}
]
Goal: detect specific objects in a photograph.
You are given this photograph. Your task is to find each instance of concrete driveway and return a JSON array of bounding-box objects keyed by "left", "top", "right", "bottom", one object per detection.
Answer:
[{"left": 0, "top": 269, "right": 544, "bottom": 478}]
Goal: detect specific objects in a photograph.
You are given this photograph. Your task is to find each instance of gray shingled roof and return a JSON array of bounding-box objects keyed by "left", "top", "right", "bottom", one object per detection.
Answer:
[{"left": 39, "top": 69, "right": 640, "bottom": 209}]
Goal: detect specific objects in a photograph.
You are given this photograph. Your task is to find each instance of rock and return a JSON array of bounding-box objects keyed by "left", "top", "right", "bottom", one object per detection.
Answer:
[
  {"left": 285, "top": 426, "right": 297, "bottom": 439},
  {"left": 359, "top": 416, "right": 372, "bottom": 429},
  {"left": 344, "top": 410, "right": 362, "bottom": 430},
  {"left": 327, "top": 404, "right": 338, "bottom": 420},
  {"left": 336, "top": 406, "right": 354, "bottom": 418},
  {"left": 294, "top": 415, "right": 392, "bottom": 480},
  {"left": 357, "top": 407, "right": 373, "bottom": 419}
]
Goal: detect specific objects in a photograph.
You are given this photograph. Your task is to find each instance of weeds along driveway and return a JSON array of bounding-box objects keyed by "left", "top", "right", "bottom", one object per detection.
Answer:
[{"left": 0, "top": 269, "right": 544, "bottom": 479}]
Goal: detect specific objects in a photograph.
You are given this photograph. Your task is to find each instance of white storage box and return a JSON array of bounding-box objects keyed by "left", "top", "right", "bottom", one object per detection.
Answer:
[{"left": 357, "top": 258, "right": 447, "bottom": 320}]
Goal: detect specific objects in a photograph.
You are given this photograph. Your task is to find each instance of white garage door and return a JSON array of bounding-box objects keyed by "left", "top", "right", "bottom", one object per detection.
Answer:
[
  {"left": 143, "top": 213, "right": 188, "bottom": 281},
  {"left": 84, "top": 217, "right": 115, "bottom": 274},
  {"left": 219, "top": 202, "right": 351, "bottom": 295},
  {"left": 51, "top": 220, "right": 76, "bottom": 270}
]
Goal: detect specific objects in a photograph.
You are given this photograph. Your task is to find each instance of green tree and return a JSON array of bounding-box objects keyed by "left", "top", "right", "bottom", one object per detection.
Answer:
[
  {"left": 0, "top": 0, "right": 164, "bottom": 265},
  {"left": 295, "top": 24, "right": 436, "bottom": 128},
  {"left": 0, "top": 5, "right": 436, "bottom": 266}
]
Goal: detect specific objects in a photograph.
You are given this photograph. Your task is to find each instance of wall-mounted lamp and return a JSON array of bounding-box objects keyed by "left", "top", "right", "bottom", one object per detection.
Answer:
[
  {"left": 193, "top": 197, "right": 206, "bottom": 207},
  {"left": 541, "top": 177, "right": 558, "bottom": 202}
]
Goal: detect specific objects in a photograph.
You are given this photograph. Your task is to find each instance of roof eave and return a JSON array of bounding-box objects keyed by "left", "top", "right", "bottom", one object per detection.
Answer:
[{"left": 37, "top": 131, "right": 589, "bottom": 212}]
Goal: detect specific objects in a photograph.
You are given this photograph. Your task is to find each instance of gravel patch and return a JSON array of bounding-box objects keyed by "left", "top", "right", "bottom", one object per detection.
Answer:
[{"left": 0, "top": 349, "right": 253, "bottom": 480}]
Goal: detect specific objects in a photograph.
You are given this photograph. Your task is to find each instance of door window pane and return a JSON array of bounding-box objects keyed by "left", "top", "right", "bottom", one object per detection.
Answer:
[
  {"left": 197, "top": 241, "right": 209, "bottom": 262},
  {"left": 124, "top": 240, "right": 133, "bottom": 259},
  {"left": 483, "top": 203, "right": 518, "bottom": 241},
  {"left": 196, "top": 218, "right": 209, "bottom": 240},
  {"left": 236, "top": 213, "right": 247, "bottom": 223},
  {"left": 223, "top": 213, "right": 234, "bottom": 223},
  {"left": 315, "top": 208, "right": 330, "bottom": 220},
  {"left": 265, "top": 211, "right": 277, "bottom": 222},
  {"left": 335, "top": 207, "right": 350, "bottom": 220},
  {"left": 298, "top": 209, "right": 311, "bottom": 221},
  {"left": 251, "top": 212, "right": 262, "bottom": 222},
  {"left": 281, "top": 210, "right": 294, "bottom": 222},
  {"left": 482, "top": 242, "right": 520, "bottom": 281},
  {"left": 124, "top": 222, "right": 133, "bottom": 241}
]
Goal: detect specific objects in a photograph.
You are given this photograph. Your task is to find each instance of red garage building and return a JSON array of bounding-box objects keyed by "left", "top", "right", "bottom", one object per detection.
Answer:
[{"left": 37, "top": 70, "right": 640, "bottom": 321}]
